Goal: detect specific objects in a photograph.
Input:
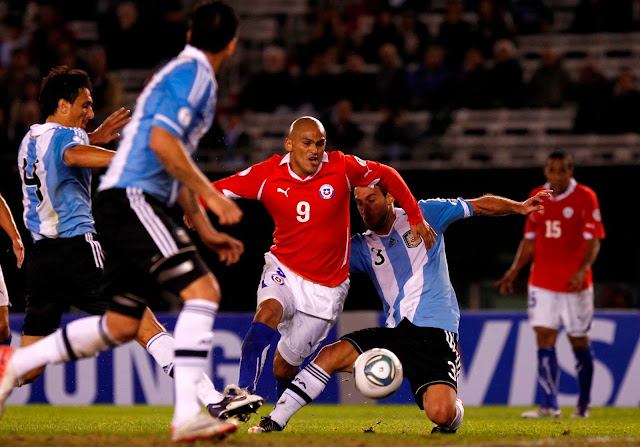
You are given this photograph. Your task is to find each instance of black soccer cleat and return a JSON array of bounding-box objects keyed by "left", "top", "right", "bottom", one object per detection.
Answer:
[
  {"left": 431, "top": 425, "right": 457, "bottom": 434},
  {"left": 248, "top": 416, "right": 284, "bottom": 434}
]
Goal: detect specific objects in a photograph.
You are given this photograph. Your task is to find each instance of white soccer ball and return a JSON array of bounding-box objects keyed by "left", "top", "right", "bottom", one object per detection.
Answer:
[{"left": 353, "top": 348, "right": 403, "bottom": 399}]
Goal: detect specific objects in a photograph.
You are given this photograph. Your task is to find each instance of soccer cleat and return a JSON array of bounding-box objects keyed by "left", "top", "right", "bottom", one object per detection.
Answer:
[
  {"left": 170, "top": 411, "right": 238, "bottom": 442},
  {"left": 248, "top": 416, "right": 284, "bottom": 434},
  {"left": 0, "top": 346, "right": 17, "bottom": 419},
  {"left": 431, "top": 425, "right": 457, "bottom": 434},
  {"left": 206, "top": 384, "right": 264, "bottom": 422},
  {"left": 571, "top": 403, "right": 590, "bottom": 418},
  {"left": 521, "top": 407, "right": 562, "bottom": 419}
]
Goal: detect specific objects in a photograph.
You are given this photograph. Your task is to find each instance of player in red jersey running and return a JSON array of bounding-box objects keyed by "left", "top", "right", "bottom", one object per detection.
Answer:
[
  {"left": 496, "top": 151, "right": 605, "bottom": 419},
  {"left": 205, "top": 116, "right": 436, "bottom": 419}
]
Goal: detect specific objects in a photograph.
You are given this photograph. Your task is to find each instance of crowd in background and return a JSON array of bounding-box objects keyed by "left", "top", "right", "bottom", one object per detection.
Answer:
[{"left": 1, "top": 0, "right": 640, "bottom": 161}]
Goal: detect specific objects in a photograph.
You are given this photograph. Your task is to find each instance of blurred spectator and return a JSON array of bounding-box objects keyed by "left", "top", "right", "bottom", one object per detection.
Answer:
[
  {"left": 397, "top": 9, "right": 431, "bottom": 64},
  {"left": 487, "top": 38, "right": 524, "bottom": 108},
  {"left": 572, "top": 0, "right": 635, "bottom": 33},
  {"left": 599, "top": 285, "right": 631, "bottom": 308},
  {"left": 29, "top": 2, "right": 73, "bottom": 76},
  {"left": 438, "top": 0, "right": 474, "bottom": 70},
  {"left": 334, "top": 53, "right": 377, "bottom": 111},
  {"left": 7, "top": 76, "right": 40, "bottom": 145},
  {"left": 0, "top": 13, "right": 28, "bottom": 68},
  {"left": 323, "top": 99, "right": 365, "bottom": 150},
  {"left": 473, "top": 0, "right": 516, "bottom": 58},
  {"left": 55, "top": 38, "right": 89, "bottom": 72},
  {"left": 570, "top": 61, "right": 611, "bottom": 134},
  {"left": 299, "top": 51, "right": 337, "bottom": 114},
  {"left": 100, "top": 1, "right": 153, "bottom": 69},
  {"left": 406, "top": 44, "right": 454, "bottom": 111},
  {"left": 526, "top": 45, "right": 571, "bottom": 108},
  {"left": 510, "top": 0, "right": 554, "bottom": 34},
  {"left": 219, "top": 108, "right": 251, "bottom": 167},
  {"left": 86, "top": 45, "right": 124, "bottom": 123},
  {"left": 300, "top": 6, "right": 353, "bottom": 67},
  {"left": 359, "top": 7, "right": 403, "bottom": 63},
  {"left": 374, "top": 106, "right": 418, "bottom": 161},
  {"left": 151, "top": 0, "right": 188, "bottom": 64},
  {"left": 0, "top": 48, "right": 39, "bottom": 112},
  {"left": 602, "top": 68, "right": 640, "bottom": 134},
  {"left": 454, "top": 47, "right": 491, "bottom": 109},
  {"left": 240, "top": 46, "right": 299, "bottom": 112},
  {"left": 374, "top": 43, "right": 409, "bottom": 108}
]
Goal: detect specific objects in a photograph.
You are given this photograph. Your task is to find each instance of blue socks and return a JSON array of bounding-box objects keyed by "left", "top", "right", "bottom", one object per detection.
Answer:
[
  {"left": 574, "top": 347, "right": 594, "bottom": 406},
  {"left": 537, "top": 347, "right": 559, "bottom": 409},
  {"left": 238, "top": 322, "right": 277, "bottom": 393},
  {"left": 0, "top": 333, "right": 11, "bottom": 346}
]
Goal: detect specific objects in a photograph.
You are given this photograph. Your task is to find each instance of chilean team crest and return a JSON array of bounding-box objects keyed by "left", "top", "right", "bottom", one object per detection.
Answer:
[
  {"left": 354, "top": 156, "right": 368, "bottom": 167},
  {"left": 402, "top": 230, "right": 422, "bottom": 248},
  {"left": 563, "top": 207, "right": 574, "bottom": 219},
  {"left": 319, "top": 184, "right": 334, "bottom": 199}
]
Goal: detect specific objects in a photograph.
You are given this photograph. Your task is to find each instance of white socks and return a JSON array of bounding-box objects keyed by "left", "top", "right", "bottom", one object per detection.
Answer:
[
  {"left": 270, "top": 362, "right": 330, "bottom": 427},
  {"left": 12, "top": 316, "right": 117, "bottom": 378},
  {"left": 171, "top": 299, "right": 218, "bottom": 426}
]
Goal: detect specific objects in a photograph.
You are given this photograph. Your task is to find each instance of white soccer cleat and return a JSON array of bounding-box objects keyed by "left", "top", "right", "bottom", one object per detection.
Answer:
[
  {"left": 0, "top": 346, "right": 18, "bottom": 419},
  {"left": 570, "top": 404, "right": 590, "bottom": 418},
  {"left": 521, "top": 407, "right": 562, "bottom": 419},
  {"left": 170, "top": 411, "right": 238, "bottom": 442}
]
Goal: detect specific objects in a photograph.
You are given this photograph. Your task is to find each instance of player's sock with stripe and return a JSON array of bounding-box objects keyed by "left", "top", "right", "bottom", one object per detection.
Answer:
[
  {"left": 172, "top": 299, "right": 217, "bottom": 426},
  {"left": 0, "top": 334, "right": 11, "bottom": 346},
  {"left": 537, "top": 347, "right": 559, "bottom": 409},
  {"left": 11, "top": 316, "right": 118, "bottom": 377},
  {"left": 445, "top": 398, "right": 464, "bottom": 431},
  {"left": 574, "top": 347, "right": 593, "bottom": 407},
  {"left": 238, "top": 321, "right": 276, "bottom": 393},
  {"left": 146, "top": 331, "right": 224, "bottom": 405},
  {"left": 270, "top": 362, "right": 330, "bottom": 427},
  {"left": 276, "top": 378, "right": 292, "bottom": 399}
]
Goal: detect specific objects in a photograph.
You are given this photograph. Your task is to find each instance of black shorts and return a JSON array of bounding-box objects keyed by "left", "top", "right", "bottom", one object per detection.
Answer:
[
  {"left": 94, "top": 188, "right": 210, "bottom": 310},
  {"left": 23, "top": 233, "right": 109, "bottom": 336},
  {"left": 341, "top": 318, "right": 460, "bottom": 409}
]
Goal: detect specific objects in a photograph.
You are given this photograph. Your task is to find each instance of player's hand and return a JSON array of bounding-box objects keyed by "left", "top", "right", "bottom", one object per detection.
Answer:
[
  {"left": 201, "top": 230, "right": 244, "bottom": 266},
  {"left": 519, "top": 190, "right": 552, "bottom": 215},
  {"left": 202, "top": 191, "right": 243, "bottom": 226},
  {"left": 411, "top": 220, "right": 437, "bottom": 250},
  {"left": 12, "top": 238, "right": 24, "bottom": 268},
  {"left": 567, "top": 269, "right": 587, "bottom": 292},
  {"left": 495, "top": 269, "right": 518, "bottom": 295},
  {"left": 183, "top": 213, "right": 195, "bottom": 230},
  {"left": 88, "top": 107, "right": 131, "bottom": 145}
]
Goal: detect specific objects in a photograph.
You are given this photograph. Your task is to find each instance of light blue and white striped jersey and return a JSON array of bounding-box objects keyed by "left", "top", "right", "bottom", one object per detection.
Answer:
[
  {"left": 99, "top": 44, "right": 218, "bottom": 205},
  {"left": 18, "top": 122, "right": 95, "bottom": 241},
  {"left": 350, "top": 198, "right": 473, "bottom": 333}
]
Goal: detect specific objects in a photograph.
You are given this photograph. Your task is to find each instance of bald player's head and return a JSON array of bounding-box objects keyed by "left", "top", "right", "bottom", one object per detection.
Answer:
[{"left": 288, "top": 116, "right": 325, "bottom": 139}]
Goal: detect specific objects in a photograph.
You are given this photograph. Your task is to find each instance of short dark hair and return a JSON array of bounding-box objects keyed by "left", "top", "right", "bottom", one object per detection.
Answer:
[
  {"left": 189, "top": 1, "right": 239, "bottom": 53},
  {"left": 39, "top": 66, "right": 92, "bottom": 117},
  {"left": 546, "top": 150, "right": 573, "bottom": 169}
]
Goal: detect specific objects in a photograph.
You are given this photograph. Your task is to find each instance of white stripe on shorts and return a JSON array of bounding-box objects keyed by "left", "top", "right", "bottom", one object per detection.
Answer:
[
  {"left": 84, "top": 232, "right": 104, "bottom": 269},
  {"left": 126, "top": 187, "right": 178, "bottom": 257}
]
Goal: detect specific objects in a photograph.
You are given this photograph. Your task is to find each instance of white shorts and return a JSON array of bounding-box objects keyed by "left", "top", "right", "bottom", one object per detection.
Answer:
[
  {"left": 0, "top": 265, "right": 8, "bottom": 307},
  {"left": 257, "top": 252, "right": 349, "bottom": 366},
  {"left": 527, "top": 285, "right": 594, "bottom": 337}
]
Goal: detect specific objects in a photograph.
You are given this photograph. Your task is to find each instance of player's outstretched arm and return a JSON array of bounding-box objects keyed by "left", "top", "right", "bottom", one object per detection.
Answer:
[
  {"left": 88, "top": 107, "right": 131, "bottom": 145},
  {"left": 178, "top": 187, "right": 244, "bottom": 266},
  {"left": 410, "top": 220, "right": 437, "bottom": 250},
  {"left": 0, "top": 195, "right": 24, "bottom": 268},
  {"left": 149, "top": 127, "right": 242, "bottom": 226},
  {"left": 495, "top": 238, "right": 535, "bottom": 295},
  {"left": 63, "top": 145, "right": 115, "bottom": 168},
  {"left": 468, "top": 190, "right": 552, "bottom": 216}
]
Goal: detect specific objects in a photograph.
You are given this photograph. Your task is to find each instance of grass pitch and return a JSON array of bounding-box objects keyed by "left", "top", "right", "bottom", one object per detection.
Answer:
[{"left": 1, "top": 405, "right": 639, "bottom": 447}]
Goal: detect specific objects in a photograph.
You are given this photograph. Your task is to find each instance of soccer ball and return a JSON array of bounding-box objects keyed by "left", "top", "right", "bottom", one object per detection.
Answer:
[{"left": 353, "top": 348, "right": 403, "bottom": 399}]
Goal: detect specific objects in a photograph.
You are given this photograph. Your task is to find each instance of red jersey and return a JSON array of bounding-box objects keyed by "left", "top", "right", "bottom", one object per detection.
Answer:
[
  {"left": 214, "top": 151, "right": 423, "bottom": 286},
  {"left": 524, "top": 179, "right": 605, "bottom": 292}
]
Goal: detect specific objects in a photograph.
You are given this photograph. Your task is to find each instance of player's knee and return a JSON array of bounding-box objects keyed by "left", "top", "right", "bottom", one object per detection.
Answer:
[
  {"left": 254, "top": 300, "right": 283, "bottom": 328},
  {"left": 315, "top": 341, "right": 356, "bottom": 374},
  {"left": 425, "top": 400, "right": 456, "bottom": 427},
  {"left": 273, "top": 359, "right": 298, "bottom": 382}
]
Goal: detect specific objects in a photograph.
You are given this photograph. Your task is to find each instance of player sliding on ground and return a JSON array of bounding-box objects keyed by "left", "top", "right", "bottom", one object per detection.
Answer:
[{"left": 249, "top": 185, "right": 551, "bottom": 434}]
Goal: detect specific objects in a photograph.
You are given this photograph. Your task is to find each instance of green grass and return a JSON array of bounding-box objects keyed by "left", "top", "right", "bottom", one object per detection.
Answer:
[{"left": 1, "top": 405, "right": 639, "bottom": 446}]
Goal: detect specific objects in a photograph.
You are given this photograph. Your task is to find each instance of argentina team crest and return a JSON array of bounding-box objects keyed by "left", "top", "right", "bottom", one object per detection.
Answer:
[
  {"left": 402, "top": 230, "right": 422, "bottom": 248},
  {"left": 319, "top": 184, "right": 334, "bottom": 199}
]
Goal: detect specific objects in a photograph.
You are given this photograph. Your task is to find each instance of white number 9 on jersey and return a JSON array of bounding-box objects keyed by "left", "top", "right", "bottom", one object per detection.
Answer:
[{"left": 296, "top": 201, "right": 310, "bottom": 222}]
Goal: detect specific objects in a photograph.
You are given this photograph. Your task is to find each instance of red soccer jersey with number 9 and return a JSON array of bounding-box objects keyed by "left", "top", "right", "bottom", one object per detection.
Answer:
[
  {"left": 524, "top": 179, "right": 605, "bottom": 292},
  {"left": 213, "top": 151, "right": 422, "bottom": 287}
]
